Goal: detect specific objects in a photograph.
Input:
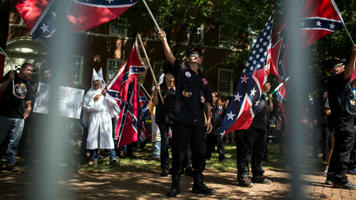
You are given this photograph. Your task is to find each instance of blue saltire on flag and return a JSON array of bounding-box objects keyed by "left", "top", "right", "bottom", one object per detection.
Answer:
[
  {"left": 137, "top": 86, "right": 149, "bottom": 126},
  {"left": 218, "top": 15, "right": 273, "bottom": 140}
]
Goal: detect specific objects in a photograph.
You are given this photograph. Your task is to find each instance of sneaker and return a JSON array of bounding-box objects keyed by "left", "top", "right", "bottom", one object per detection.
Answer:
[
  {"left": 238, "top": 177, "right": 253, "bottom": 187},
  {"left": 252, "top": 175, "right": 272, "bottom": 184},
  {"left": 333, "top": 181, "right": 356, "bottom": 190},
  {"left": 161, "top": 168, "right": 169, "bottom": 176}
]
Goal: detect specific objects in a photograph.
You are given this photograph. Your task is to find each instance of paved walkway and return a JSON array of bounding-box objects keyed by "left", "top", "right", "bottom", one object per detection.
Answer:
[{"left": 1, "top": 167, "right": 355, "bottom": 199}]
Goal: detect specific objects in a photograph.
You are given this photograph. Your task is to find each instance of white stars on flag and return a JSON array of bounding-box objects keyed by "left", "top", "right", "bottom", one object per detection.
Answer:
[
  {"left": 241, "top": 75, "right": 249, "bottom": 83},
  {"left": 234, "top": 93, "right": 242, "bottom": 102},
  {"left": 227, "top": 111, "right": 235, "bottom": 120},
  {"left": 329, "top": 23, "right": 335, "bottom": 29},
  {"left": 316, "top": 20, "right": 322, "bottom": 26},
  {"left": 250, "top": 88, "right": 257, "bottom": 97},
  {"left": 41, "top": 23, "right": 49, "bottom": 33},
  {"left": 218, "top": 15, "right": 273, "bottom": 137}
]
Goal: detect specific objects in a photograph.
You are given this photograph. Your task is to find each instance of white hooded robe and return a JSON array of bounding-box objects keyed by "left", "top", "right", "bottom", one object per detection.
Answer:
[{"left": 82, "top": 68, "right": 119, "bottom": 150}]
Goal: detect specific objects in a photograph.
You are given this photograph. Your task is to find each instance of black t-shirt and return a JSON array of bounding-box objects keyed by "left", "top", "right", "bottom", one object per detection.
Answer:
[
  {"left": 250, "top": 93, "right": 269, "bottom": 131},
  {"left": 0, "top": 72, "right": 34, "bottom": 118},
  {"left": 171, "top": 60, "right": 212, "bottom": 127},
  {"left": 327, "top": 72, "right": 352, "bottom": 119},
  {"left": 155, "top": 84, "right": 176, "bottom": 124}
]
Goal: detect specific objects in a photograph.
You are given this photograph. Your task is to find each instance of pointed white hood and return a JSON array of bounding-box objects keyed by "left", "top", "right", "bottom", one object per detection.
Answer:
[{"left": 90, "top": 68, "right": 105, "bottom": 90}]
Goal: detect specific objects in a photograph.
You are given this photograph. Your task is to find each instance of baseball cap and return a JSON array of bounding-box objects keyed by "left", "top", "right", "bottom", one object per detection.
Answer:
[
  {"left": 328, "top": 57, "right": 346, "bottom": 69},
  {"left": 187, "top": 47, "right": 203, "bottom": 57}
]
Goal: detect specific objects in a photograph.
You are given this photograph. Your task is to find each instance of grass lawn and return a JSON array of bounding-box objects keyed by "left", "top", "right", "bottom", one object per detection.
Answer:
[{"left": 78, "top": 141, "right": 326, "bottom": 173}]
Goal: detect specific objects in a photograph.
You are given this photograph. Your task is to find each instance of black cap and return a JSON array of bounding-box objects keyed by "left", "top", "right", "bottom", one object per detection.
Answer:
[
  {"left": 187, "top": 47, "right": 203, "bottom": 57},
  {"left": 328, "top": 57, "right": 346, "bottom": 70}
]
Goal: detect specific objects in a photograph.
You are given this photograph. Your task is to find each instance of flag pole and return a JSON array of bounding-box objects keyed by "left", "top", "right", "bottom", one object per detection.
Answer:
[
  {"left": 137, "top": 34, "right": 164, "bottom": 104},
  {"left": 142, "top": 0, "right": 161, "bottom": 30},
  {"left": 139, "top": 84, "right": 151, "bottom": 99},
  {"left": 271, "top": 76, "right": 290, "bottom": 95},
  {"left": 329, "top": 0, "right": 355, "bottom": 45},
  {"left": 0, "top": 46, "right": 15, "bottom": 94}
]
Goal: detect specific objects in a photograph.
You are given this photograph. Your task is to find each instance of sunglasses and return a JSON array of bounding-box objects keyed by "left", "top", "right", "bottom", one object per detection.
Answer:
[{"left": 189, "top": 53, "right": 200, "bottom": 58}]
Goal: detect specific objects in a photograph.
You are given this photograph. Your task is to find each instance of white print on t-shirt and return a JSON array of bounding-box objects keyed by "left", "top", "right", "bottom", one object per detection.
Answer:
[{"left": 13, "top": 83, "right": 27, "bottom": 99}]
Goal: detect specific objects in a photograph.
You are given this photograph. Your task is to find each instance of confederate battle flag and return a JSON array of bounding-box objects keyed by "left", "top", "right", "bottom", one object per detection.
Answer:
[
  {"left": 105, "top": 40, "right": 146, "bottom": 147},
  {"left": 16, "top": 0, "right": 138, "bottom": 39}
]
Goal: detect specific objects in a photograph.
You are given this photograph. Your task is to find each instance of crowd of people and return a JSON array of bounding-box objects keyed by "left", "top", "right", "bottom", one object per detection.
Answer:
[{"left": 0, "top": 32, "right": 356, "bottom": 195}]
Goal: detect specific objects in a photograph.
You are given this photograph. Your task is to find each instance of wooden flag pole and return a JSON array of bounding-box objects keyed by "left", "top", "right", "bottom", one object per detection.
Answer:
[
  {"left": 329, "top": 0, "right": 355, "bottom": 45},
  {"left": 0, "top": 46, "right": 15, "bottom": 93},
  {"left": 137, "top": 34, "right": 164, "bottom": 104},
  {"left": 142, "top": 0, "right": 160, "bottom": 30}
]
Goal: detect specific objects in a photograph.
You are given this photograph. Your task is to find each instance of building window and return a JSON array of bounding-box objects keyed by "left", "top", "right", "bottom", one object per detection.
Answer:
[
  {"left": 109, "top": 17, "right": 128, "bottom": 37},
  {"left": 106, "top": 58, "right": 125, "bottom": 81},
  {"left": 188, "top": 24, "right": 204, "bottom": 44},
  {"left": 218, "top": 68, "right": 233, "bottom": 96},
  {"left": 67, "top": 55, "right": 84, "bottom": 86},
  {"left": 219, "top": 25, "right": 231, "bottom": 48},
  {"left": 153, "top": 61, "right": 164, "bottom": 84}
]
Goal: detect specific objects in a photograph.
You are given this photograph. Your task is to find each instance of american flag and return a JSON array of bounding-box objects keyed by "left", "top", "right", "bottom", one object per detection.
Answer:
[
  {"left": 218, "top": 15, "right": 273, "bottom": 139},
  {"left": 105, "top": 39, "right": 147, "bottom": 147},
  {"left": 16, "top": 0, "right": 138, "bottom": 39}
]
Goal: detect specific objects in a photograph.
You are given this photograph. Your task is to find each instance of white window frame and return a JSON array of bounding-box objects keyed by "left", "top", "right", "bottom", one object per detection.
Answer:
[
  {"left": 188, "top": 24, "right": 204, "bottom": 44},
  {"left": 106, "top": 58, "right": 125, "bottom": 81},
  {"left": 218, "top": 25, "right": 231, "bottom": 48},
  {"left": 218, "top": 68, "right": 233, "bottom": 96},
  {"left": 153, "top": 61, "right": 164, "bottom": 84},
  {"left": 109, "top": 17, "right": 128, "bottom": 37},
  {"left": 67, "top": 55, "right": 84, "bottom": 86}
]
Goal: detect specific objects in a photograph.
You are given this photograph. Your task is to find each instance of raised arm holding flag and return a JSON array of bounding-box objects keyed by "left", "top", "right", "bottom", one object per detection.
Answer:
[{"left": 157, "top": 29, "right": 215, "bottom": 197}]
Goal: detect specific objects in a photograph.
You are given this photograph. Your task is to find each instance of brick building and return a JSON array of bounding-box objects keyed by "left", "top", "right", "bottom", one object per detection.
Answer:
[{"left": 5, "top": 7, "right": 245, "bottom": 99}]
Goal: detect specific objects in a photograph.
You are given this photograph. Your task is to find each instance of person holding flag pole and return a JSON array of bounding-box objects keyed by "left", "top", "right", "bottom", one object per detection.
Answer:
[
  {"left": 142, "top": 0, "right": 215, "bottom": 196},
  {"left": 157, "top": 29, "right": 215, "bottom": 196},
  {"left": 325, "top": 45, "right": 356, "bottom": 189}
]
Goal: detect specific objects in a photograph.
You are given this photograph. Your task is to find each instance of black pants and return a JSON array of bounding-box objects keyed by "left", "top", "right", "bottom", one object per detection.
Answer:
[
  {"left": 327, "top": 117, "right": 355, "bottom": 183},
  {"left": 158, "top": 122, "right": 171, "bottom": 170},
  {"left": 206, "top": 132, "right": 225, "bottom": 159},
  {"left": 236, "top": 127, "right": 267, "bottom": 178},
  {"left": 348, "top": 126, "right": 356, "bottom": 170},
  {"left": 171, "top": 121, "right": 206, "bottom": 175}
]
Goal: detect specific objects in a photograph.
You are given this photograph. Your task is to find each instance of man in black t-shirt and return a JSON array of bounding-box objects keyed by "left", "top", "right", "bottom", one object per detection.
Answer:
[
  {"left": 152, "top": 69, "right": 176, "bottom": 176},
  {"left": 158, "top": 29, "right": 215, "bottom": 197},
  {"left": 0, "top": 63, "right": 34, "bottom": 170},
  {"left": 236, "top": 82, "right": 273, "bottom": 187},
  {"left": 326, "top": 45, "right": 356, "bottom": 189}
]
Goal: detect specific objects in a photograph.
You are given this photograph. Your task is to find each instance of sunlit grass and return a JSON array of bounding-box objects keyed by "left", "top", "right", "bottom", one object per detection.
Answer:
[{"left": 77, "top": 142, "right": 297, "bottom": 173}]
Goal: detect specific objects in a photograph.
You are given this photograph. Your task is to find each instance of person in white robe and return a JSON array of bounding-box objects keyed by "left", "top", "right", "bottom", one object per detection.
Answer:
[{"left": 82, "top": 68, "right": 119, "bottom": 165}]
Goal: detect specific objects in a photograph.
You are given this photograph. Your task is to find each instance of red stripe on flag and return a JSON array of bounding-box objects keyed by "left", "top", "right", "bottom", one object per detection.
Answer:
[{"left": 16, "top": 0, "right": 49, "bottom": 31}]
